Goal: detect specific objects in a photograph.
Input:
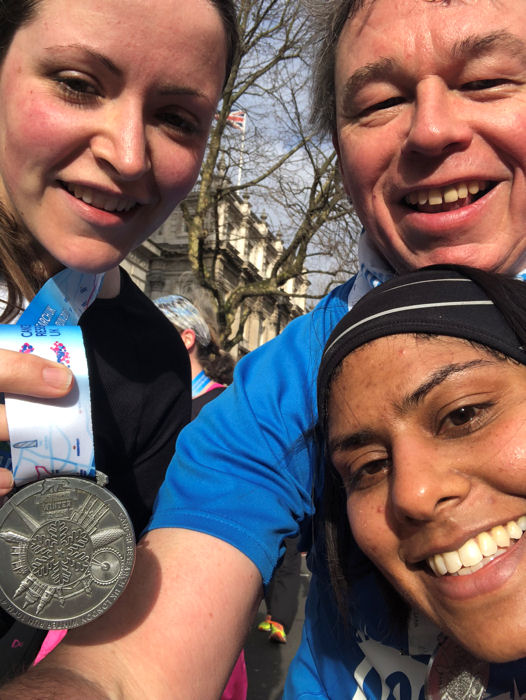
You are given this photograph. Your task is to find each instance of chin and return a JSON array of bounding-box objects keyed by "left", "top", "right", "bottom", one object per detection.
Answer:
[
  {"left": 54, "top": 249, "right": 125, "bottom": 275},
  {"left": 449, "top": 631, "right": 526, "bottom": 665}
]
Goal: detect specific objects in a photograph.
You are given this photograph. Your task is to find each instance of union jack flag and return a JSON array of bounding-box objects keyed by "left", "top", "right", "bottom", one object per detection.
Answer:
[{"left": 225, "top": 110, "right": 246, "bottom": 131}]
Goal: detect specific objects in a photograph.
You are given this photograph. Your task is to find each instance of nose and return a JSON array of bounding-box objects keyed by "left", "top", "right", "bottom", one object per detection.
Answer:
[
  {"left": 404, "top": 77, "right": 473, "bottom": 158},
  {"left": 389, "top": 434, "right": 471, "bottom": 523},
  {"left": 91, "top": 101, "right": 151, "bottom": 180}
]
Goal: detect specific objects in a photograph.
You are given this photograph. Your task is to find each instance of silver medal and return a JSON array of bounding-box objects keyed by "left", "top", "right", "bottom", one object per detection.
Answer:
[
  {"left": 425, "top": 636, "right": 489, "bottom": 700},
  {"left": 0, "top": 476, "right": 135, "bottom": 629}
]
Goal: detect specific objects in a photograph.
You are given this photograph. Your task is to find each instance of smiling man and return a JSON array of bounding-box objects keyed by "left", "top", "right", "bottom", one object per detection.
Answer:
[{"left": 5, "top": 0, "right": 526, "bottom": 699}]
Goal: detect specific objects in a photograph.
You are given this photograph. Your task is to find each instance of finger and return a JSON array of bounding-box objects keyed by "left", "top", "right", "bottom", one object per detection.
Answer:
[
  {"left": 0, "top": 405, "right": 8, "bottom": 442},
  {"left": 0, "top": 349, "right": 73, "bottom": 398},
  {"left": 0, "top": 468, "right": 13, "bottom": 497}
]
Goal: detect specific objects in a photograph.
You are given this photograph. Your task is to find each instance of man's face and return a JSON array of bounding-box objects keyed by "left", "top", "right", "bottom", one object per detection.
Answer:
[{"left": 334, "top": 0, "right": 526, "bottom": 274}]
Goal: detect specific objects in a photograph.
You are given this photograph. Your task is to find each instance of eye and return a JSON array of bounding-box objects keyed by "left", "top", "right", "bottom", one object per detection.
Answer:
[
  {"left": 54, "top": 73, "right": 100, "bottom": 104},
  {"left": 460, "top": 78, "right": 513, "bottom": 92},
  {"left": 438, "top": 402, "right": 494, "bottom": 436},
  {"left": 448, "top": 405, "right": 479, "bottom": 425},
  {"left": 342, "top": 456, "right": 391, "bottom": 492},
  {"left": 359, "top": 95, "right": 406, "bottom": 118},
  {"left": 156, "top": 111, "right": 199, "bottom": 136}
]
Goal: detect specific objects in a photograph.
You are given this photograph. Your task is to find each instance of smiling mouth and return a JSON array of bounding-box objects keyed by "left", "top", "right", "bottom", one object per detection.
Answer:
[
  {"left": 426, "top": 516, "right": 526, "bottom": 577},
  {"left": 404, "top": 180, "right": 495, "bottom": 213},
  {"left": 60, "top": 182, "right": 138, "bottom": 214}
]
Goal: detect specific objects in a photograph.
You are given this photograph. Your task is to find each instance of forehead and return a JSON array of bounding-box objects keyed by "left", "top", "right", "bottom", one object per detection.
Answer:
[
  {"left": 336, "top": 0, "right": 526, "bottom": 77},
  {"left": 329, "top": 334, "right": 497, "bottom": 401}
]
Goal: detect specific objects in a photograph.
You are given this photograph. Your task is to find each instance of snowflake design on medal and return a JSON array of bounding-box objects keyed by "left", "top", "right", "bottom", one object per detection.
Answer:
[
  {"left": 0, "top": 480, "right": 126, "bottom": 616},
  {"left": 29, "top": 520, "right": 92, "bottom": 585}
]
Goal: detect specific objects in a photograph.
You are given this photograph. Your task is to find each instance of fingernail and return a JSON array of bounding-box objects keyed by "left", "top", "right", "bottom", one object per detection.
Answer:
[{"left": 42, "top": 366, "right": 73, "bottom": 391}]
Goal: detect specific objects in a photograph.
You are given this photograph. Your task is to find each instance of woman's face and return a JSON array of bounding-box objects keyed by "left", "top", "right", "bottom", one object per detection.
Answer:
[
  {"left": 0, "top": 0, "right": 227, "bottom": 274},
  {"left": 328, "top": 335, "right": 526, "bottom": 662}
]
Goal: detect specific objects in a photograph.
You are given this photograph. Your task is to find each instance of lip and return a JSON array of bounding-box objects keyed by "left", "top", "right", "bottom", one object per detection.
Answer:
[
  {"left": 407, "top": 515, "right": 526, "bottom": 564},
  {"left": 398, "top": 178, "right": 494, "bottom": 202},
  {"left": 393, "top": 180, "right": 501, "bottom": 237},
  {"left": 57, "top": 180, "right": 146, "bottom": 226},
  {"left": 420, "top": 528, "right": 526, "bottom": 601}
]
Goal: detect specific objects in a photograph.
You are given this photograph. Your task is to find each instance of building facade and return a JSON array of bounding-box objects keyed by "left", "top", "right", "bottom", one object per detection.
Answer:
[{"left": 122, "top": 182, "right": 307, "bottom": 357}]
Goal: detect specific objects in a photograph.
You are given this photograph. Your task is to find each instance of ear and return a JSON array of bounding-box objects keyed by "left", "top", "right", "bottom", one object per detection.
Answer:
[
  {"left": 180, "top": 328, "right": 196, "bottom": 352},
  {"left": 332, "top": 129, "right": 351, "bottom": 200}
]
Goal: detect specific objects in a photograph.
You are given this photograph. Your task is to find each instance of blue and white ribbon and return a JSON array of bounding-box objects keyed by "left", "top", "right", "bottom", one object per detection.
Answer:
[{"left": 0, "top": 269, "right": 103, "bottom": 486}]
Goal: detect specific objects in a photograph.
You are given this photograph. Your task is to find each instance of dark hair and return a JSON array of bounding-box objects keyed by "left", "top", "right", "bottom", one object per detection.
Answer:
[
  {"left": 196, "top": 328, "right": 235, "bottom": 386},
  {"left": 0, "top": 0, "right": 39, "bottom": 60},
  {"left": 320, "top": 265, "right": 526, "bottom": 619},
  {"left": 210, "top": 0, "right": 240, "bottom": 87}
]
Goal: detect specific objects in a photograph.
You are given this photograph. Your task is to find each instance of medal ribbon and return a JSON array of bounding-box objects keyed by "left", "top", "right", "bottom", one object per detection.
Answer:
[{"left": 0, "top": 269, "right": 103, "bottom": 486}]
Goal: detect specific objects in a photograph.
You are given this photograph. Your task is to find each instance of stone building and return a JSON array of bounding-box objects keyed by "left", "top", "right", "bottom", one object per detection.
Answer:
[{"left": 122, "top": 183, "right": 307, "bottom": 358}]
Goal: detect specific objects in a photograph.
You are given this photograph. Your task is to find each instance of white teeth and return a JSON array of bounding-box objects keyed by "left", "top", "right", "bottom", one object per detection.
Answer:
[
  {"left": 490, "top": 525, "right": 510, "bottom": 548},
  {"left": 476, "top": 531, "right": 497, "bottom": 557},
  {"left": 428, "top": 188, "right": 443, "bottom": 206},
  {"left": 405, "top": 180, "right": 487, "bottom": 207},
  {"left": 426, "top": 516, "right": 526, "bottom": 577},
  {"left": 442, "top": 550, "right": 462, "bottom": 574},
  {"left": 457, "top": 182, "right": 468, "bottom": 199},
  {"left": 443, "top": 186, "right": 459, "bottom": 204},
  {"left": 66, "top": 184, "right": 136, "bottom": 213},
  {"left": 507, "top": 520, "right": 522, "bottom": 540},
  {"left": 434, "top": 553, "right": 448, "bottom": 575},
  {"left": 458, "top": 538, "right": 483, "bottom": 567}
]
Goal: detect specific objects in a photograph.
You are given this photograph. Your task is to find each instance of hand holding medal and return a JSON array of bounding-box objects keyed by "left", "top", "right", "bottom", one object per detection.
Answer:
[{"left": 0, "top": 270, "right": 135, "bottom": 629}]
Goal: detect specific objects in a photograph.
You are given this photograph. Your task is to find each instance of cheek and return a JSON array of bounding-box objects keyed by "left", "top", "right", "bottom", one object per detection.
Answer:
[
  {"left": 474, "top": 416, "right": 526, "bottom": 493},
  {"left": 155, "top": 146, "right": 205, "bottom": 204},
  {"left": 348, "top": 496, "right": 392, "bottom": 564},
  {"left": 0, "top": 93, "right": 73, "bottom": 183}
]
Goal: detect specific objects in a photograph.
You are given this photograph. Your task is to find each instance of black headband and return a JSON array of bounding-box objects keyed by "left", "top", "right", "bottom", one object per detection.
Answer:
[{"left": 317, "top": 265, "right": 526, "bottom": 418}]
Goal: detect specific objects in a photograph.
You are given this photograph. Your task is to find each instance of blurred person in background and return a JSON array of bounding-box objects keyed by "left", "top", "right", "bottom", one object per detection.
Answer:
[{"left": 154, "top": 294, "right": 235, "bottom": 418}]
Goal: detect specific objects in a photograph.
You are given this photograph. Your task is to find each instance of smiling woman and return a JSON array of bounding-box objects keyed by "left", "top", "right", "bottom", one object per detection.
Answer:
[
  {"left": 0, "top": 0, "right": 238, "bottom": 684},
  {"left": 318, "top": 264, "right": 526, "bottom": 695}
]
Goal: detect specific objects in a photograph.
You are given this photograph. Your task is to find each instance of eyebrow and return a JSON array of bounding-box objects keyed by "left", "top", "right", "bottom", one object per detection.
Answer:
[
  {"left": 329, "top": 428, "right": 379, "bottom": 455},
  {"left": 328, "top": 358, "right": 490, "bottom": 455},
  {"left": 45, "top": 45, "right": 122, "bottom": 76},
  {"left": 399, "top": 359, "right": 489, "bottom": 412},
  {"left": 340, "top": 30, "right": 526, "bottom": 110},
  {"left": 44, "top": 45, "right": 208, "bottom": 99}
]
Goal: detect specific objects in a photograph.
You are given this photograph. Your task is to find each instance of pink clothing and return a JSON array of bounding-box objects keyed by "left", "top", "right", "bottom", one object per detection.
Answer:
[
  {"left": 222, "top": 651, "right": 248, "bottom": 700},
  {"left": 33, "top": 630, "right": 67, "bottom": 665}
]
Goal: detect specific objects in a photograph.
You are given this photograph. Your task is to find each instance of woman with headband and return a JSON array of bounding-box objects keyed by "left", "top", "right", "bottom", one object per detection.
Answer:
[{"left": 316, "top": 265, "right": 526, "bottom": 698}]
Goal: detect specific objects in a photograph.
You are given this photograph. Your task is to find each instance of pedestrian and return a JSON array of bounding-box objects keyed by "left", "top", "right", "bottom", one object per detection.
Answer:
[{"left": 154, "top": 295, "right": 235, "bottom": 417}]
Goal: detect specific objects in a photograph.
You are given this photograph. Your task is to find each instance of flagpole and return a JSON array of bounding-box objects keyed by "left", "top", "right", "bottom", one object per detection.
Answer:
[{"left": 237, "top": 114, "right": 246, "bottom": 187}]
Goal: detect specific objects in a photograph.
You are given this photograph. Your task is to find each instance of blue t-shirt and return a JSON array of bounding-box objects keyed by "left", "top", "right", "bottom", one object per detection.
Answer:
[{"left": 148, "top": 277, "right": 526, "bottom": 699}]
